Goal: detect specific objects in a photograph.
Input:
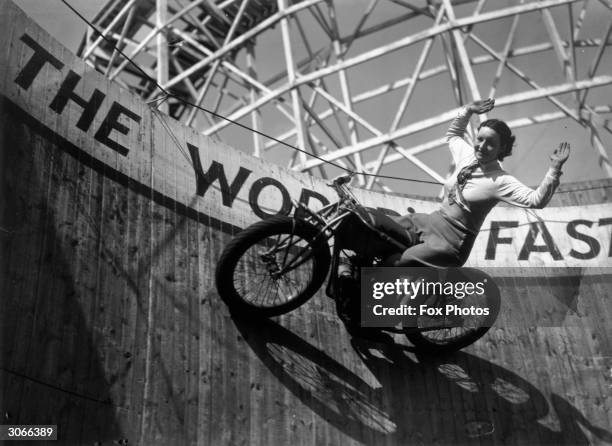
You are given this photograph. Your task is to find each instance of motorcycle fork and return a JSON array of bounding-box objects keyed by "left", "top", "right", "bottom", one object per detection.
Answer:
[{"left": 270, "top": 221, "right": 330, "bottom": 276}]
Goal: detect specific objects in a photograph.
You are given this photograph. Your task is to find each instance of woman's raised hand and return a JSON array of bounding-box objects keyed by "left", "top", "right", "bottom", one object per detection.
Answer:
[
  {"left": 467, "top": 98, "right": 495, "bottom": 114},
  {"left": 550, "top": 142, "right": 571, "bottom": 169}
]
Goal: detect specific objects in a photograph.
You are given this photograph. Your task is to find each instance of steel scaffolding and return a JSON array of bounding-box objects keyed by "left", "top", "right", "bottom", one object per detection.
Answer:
[{"left": 78, "top": 0, "right": 612, "bottom": 192}]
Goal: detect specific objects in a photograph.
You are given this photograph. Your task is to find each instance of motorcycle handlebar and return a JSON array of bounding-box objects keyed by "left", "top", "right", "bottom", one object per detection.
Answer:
[{"left": 330, "top": 172, "right": 355, "bottom": 186}]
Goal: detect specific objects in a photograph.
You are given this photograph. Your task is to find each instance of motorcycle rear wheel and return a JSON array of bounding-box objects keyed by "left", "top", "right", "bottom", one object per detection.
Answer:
[{"left": 404, "top": 268, "right": 500, "bottom": 353}]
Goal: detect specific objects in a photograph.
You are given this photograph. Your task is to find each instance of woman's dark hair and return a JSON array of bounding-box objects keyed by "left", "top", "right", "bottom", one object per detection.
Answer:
[{"left": 479, "top": 119, "right": 515, "bottom": 160}]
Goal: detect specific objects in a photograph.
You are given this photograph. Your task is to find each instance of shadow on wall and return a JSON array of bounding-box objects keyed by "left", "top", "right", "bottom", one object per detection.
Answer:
[
  {"left": 1, "top": 113, "right": 123, "bottom": 444},
  {"left": 231, "top": 312, "right": 611, "bottom": 445}
]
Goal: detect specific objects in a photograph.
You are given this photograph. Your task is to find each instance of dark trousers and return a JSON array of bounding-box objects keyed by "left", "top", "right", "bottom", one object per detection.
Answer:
[{"left": 392, "top": 210, "right": 475, "bottom": 267}]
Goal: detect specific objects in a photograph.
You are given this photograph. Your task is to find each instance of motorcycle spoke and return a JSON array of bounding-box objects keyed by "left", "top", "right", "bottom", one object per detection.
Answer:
[
  {"left": 413, "top": 293, "right": 489, "bottom": 344},
  {"left": 231, "top": 231, "right": 316, "bottom": 309}
]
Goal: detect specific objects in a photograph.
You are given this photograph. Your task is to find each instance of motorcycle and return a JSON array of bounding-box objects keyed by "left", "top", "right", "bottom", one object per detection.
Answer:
[{"left": 215, "top": 173, "right": 500, "bottom": 353}]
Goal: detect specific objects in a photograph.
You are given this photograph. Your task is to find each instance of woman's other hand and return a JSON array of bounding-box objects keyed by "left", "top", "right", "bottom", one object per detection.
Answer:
[
  {"left": 550, "top": 142, "right": 570, "bottom": 169},
  {"left": 467, "top": 98, "right": 495, "bottom": 114}
]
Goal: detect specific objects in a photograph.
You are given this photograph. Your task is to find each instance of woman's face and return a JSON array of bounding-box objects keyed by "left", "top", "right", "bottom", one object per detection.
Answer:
[{"left": 474, "top": 126, "right": 501, "bottom": 164}]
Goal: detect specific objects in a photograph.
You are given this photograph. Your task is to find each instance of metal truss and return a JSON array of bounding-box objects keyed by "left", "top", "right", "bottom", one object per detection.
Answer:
[{"left": 77, "top": 0, "right": 612, "bottom": 192}]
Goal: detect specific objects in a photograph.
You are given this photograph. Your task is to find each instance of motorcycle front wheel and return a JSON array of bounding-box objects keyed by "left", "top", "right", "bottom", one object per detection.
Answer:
[{"left": 215, "top": 216, "right": 331, "bottom": 317}]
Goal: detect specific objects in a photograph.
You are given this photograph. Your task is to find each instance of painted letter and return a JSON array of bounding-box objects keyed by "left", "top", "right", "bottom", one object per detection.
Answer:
[
  {"left": 49, "top": 70, "right": 106, "bottom": 131},
  {"left": 249, "top": 177, "right": 292, "bottom": 219},
  {"left": 14, "top": 34, "right": 63, "bottom": 90},
  {"left": 567, "top": 220, "right": 600, "bottom": 260},
  {"left": 598, "top": 217, "right": 612, "bottom": 257},
  {"left": 187, "top": 144, "right": 251, "bottom": 206},
  {"left": 485, "top": 221, "right": 518, "bottom": 260},
  {"left": 94, "top": 102, "right": 141, "bottom": 156},
  {"left": 518, "top": 222, "right": 563, "bottom": 261}
]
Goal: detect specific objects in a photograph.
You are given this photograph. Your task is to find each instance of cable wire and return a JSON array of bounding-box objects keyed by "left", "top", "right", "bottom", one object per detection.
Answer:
[{"left": 60, "top": 0, "right": 444, "bottom": 186}]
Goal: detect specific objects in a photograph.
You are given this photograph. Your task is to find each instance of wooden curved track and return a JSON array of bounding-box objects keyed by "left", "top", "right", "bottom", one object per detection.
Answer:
[{"left": 1, "top": 1, "right": 611, "bottom": 444}]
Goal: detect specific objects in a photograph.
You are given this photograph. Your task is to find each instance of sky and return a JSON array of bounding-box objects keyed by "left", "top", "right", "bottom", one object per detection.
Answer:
[
  {"left": 13, "top": 0, "right": 99, "bottom": 52},
  {"left": 11, "top": 0, "right": 612, "bottom": 196}
]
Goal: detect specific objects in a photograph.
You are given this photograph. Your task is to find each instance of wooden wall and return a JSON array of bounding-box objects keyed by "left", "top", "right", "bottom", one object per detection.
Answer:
[{"left": 1, "top": 1, "right": 611, "bottom": 444}]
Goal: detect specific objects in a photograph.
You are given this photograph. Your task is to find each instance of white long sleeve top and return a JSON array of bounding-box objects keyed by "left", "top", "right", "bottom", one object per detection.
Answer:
[{"left": 441, "top": 107, "right": 562, "bottom": 233}]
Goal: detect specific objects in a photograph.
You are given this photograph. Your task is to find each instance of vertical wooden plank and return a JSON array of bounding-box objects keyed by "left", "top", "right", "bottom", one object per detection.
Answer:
[
  {"left": 196, "top": 197, "right": 222, "bottom": 445},
  {"left": 122, "top": 104, "right": 155, "bottom": 444},
  {"left": 126, "top": 172, "right": 149, "bottom": 441},
  {"left": 55, "top": 91, "right": 87, "bottom": 443},
  {"left": 159, "top": 121, "right": 179, "bottom": 442},
  {"left": 1, "top": 73, "right": 44, "bottom": 428},
  {"left": 185, "top": 200, "right": 201, "bottom": 446},
  {"left": 145, "top": 117, "right": 170, "bottom": 443},
  {"left": 6, "top": 18, "right": 48, "bottom": 382}
]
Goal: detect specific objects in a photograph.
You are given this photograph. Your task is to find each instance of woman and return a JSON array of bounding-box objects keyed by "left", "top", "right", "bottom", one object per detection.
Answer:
[
  {"left": 387, "top": 97, "right": 571, "bottom": 267},
  {"left": 337, "top": 98, "right": 570, "bottom": 340}
]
